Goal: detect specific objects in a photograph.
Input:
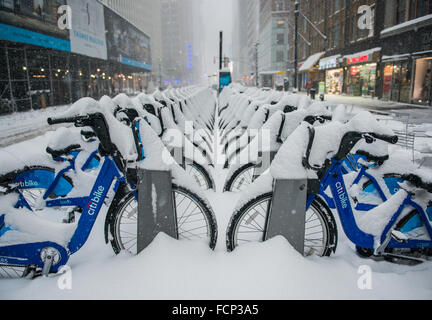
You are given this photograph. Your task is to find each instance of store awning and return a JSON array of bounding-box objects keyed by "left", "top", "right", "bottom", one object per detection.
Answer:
[
  {"left": 382, "top": 53, "right": 410, "bottom": 62},
  {"left": 344, "top": 47, "right": 381, "bottom": 64},
  {"left": 299, "top": 52, "right": 325, "bottom": 72}
]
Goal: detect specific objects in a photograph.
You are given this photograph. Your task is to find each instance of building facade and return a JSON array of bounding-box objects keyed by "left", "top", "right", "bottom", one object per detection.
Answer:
[
  {"left": 282, "top": 0, "right": 432, "bottom": 106},
  {"left": 100, "top": 0, "right": 162, "bottom": 89},
  {"left": 232, "top": 0, "right": 260, "bottom": 86},
  {"left": 160, "top": 0, "right": 204, "bottom": 88},
  {"left": 257, "top": 0, "right": 290, "bottom": 89},
  {"left": 380, "top": 0, "right": 432, "bottom": 105},
  {"left": 0, "top": 0, "right": 154, "bottom": 115}
]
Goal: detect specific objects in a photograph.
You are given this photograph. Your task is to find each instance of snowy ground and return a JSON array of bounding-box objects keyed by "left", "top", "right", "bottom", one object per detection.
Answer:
[
  {"left": 0, "top": 103, "right": 432, "bottom": 300},
  {"left": 0, "top": 105, "right": 71, "bottom": 148}
]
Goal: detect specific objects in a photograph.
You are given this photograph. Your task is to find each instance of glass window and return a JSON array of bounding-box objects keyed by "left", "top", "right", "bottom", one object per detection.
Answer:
[
  {"left": 276, "top": 50, "right": 284, "bottom": 62},
  {"left": 333, "top": 25, "right": 340, "bottom": 48},
  {"left": 396, "top": 0, "right": 407, "bottom": 24},
  {"left": 276, "top": 33, "right": 285, "bottom": 45},
  {"left": 413, "top": 57, "right": 432, "bottom": 104},
  {"left": 335, "top": 0, "right": 341, "bottom": 12},
  {"left": 410, "top": 0, "right": 432, "bottom": 19}
]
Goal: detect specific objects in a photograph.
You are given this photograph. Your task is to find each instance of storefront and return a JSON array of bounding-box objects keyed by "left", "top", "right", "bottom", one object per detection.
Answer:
[
  {"left": 299, "top": 52, "right": 325, "bottom": 91},
  {"left": 381, "top": 55, "right": 412, "bottom": 103},
  {"left": 380, "top": 16, "right": 432, "bottom": 105},
  {"left": 412, "top": 55, "right": 432, "bottom": 105},
  {"left": 343, "top": 48, "right": 381, "bottom": 97},
  {"left": 319, "top": 55, "right": 343, "bottom": 95},
  {"left": 0, "top": 2, "right": 152, "bottom": 115}
]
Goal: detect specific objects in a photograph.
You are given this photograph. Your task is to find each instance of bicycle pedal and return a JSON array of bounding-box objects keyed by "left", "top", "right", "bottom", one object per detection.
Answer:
[{"left": 391, "top": 230, "right": 408, "bottom": 243}]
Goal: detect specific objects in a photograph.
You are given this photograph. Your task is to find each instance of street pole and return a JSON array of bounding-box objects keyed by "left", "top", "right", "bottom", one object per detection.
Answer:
[
  {"left": 294, "top": 1, "right": 299, "bottom": 91},
  {"left": 219, "top": 31, "right": 223, "bottom": 71},
  {"left": 159, "top": 60, "right": 162, "bottom": 89},
  {"left": 255, "top": 42, "right": 259, "bottom": 87}
]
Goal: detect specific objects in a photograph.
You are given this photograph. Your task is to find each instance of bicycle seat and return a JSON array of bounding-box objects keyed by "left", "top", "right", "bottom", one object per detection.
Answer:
[
  {"left": 401, "top": 173, "right": 432, "bottom": 193},
  {"left": 46, "top": 144, "right": 81, "bottom": 160},
  {"left": 355, "top": 149, "right": 389, "bottom": 165}
]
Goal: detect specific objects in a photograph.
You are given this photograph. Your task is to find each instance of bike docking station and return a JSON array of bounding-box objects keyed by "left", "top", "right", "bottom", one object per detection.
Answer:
[
  {"left": 253, "top": 151, "right": 277, "bottom": 180},
  {"left": 265, "top": 178, "right": 319, "bottom": 256},
  {"left": 136, "top": 169, "right": 177, "bottom": 254}
]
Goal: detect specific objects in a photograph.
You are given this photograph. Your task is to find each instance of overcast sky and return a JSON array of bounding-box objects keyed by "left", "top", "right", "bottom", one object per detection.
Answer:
[{"left": 200, "top": 0, "right": 234, "bottom": 78}]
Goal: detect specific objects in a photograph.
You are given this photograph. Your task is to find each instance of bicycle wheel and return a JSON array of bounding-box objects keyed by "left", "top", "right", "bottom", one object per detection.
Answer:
[
  {"left": 226, "top": 193, "right": 337, "bottom": 256},
  {"left": 224, "top": 163, "right": 256, "bottom": 192},
  {"left": 185, "top": 162, "right": 214, "bottom": 190},
  {"left": 108, "top": 184, "right": 218, "bottom": 255}
]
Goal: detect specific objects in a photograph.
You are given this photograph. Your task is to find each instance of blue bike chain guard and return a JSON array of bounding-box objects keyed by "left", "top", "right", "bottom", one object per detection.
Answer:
[{"left": 0, "top": 241, "right": 69, "bottom": 271}]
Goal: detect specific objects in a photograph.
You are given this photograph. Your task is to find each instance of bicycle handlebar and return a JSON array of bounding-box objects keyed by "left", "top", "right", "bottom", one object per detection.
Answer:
[
  {"left": 47, "top": 115, "right": 88, "bottom": 125},
  {"left": 303, "top": 115, "right": 333, "bottom": 125},
  {"left": 368, "top": 133, "right": 398, "bottom": 144}
]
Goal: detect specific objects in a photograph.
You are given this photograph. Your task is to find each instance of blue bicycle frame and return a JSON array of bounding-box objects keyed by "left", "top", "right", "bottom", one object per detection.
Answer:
[
  {"left": 14, "top": 150, "right": 100, "bottom": 210},
  {"left": 307, "top": 158, "right": 432, "bottom": 251},
  {"left": 0, "top": 153, "right": 125, "bottom": 273}
]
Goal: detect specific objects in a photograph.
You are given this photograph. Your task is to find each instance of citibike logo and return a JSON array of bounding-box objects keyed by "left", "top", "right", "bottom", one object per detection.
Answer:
[
  {"left": 17, "top": 179, "right": 39, "bottom": 188},
  {"left": 87, "top": 186, "right": 104, "bottom": 216},
  {"left": 335, "top": 182, "right": 349, "bottom": 209}
]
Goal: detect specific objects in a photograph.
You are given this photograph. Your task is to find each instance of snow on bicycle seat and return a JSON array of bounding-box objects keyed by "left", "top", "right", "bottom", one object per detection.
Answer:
[
  {"left": 401, "top": 173, "right": 432, "bottom": 193},
  {"left": 353, "top": 139, "right": 390, "bottom": 165},
  {"left": 45, "top": 127, "right": 84, "bottom": 160}
]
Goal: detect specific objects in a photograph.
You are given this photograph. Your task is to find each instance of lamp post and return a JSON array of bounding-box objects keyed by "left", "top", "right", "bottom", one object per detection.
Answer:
[
  {"left": 255, "top": 42, "right": 259, "bottom": 87},
  {"left": 294, "top": 1, "right": 299, "bottom": 91}
]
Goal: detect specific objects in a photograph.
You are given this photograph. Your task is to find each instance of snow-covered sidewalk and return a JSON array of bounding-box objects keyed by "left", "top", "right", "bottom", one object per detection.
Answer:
[{"left": 0, "top": 105, "right": 71, "bottom": 147}]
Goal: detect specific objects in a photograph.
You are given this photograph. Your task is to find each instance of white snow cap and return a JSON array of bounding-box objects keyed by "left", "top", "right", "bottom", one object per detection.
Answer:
[{"left": 271, "top": 111, "right": 394, "bottom": 180}]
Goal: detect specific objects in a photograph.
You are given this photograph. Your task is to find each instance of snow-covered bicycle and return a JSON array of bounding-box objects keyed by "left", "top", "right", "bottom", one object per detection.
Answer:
[
  {"left": 0, "top": 106, "right": 217, "bottom": 278},
  {"left": 226, "top": 113, "right": 432, "bottom": 264}
]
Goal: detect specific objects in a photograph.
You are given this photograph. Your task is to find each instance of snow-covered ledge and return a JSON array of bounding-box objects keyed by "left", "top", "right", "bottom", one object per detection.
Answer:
[{"left": 381, "top": 14, "right": 432, "bottom": 39}]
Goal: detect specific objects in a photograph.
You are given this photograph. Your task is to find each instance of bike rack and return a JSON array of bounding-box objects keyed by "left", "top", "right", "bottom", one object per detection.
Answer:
[
  {"left": 264, "top": 178, "right": 309, "bottom": 255},
  {"left": 253, "top": 151, "right": 277, "bottom": 179},
  {"left": 137, "top": 169, "right": 177, "bottom": 254}
]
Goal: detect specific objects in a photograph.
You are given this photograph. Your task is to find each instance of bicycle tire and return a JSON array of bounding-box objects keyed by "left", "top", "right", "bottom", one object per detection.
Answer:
[
  {"left": 185, "top": 162, "right": 214, "bottom": 190},
  {"left": 226, "top": 193, "right": 337, "bottom": 256},
  {"left": 224, "top": 163, "right": 256, "bottom": 192},
  {"left": 107, "top": 184, "right": 218, "bottom": 254}
]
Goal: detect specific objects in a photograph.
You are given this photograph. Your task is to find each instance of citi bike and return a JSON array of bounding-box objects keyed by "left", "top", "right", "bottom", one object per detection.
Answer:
[
  {"left": 226, "top": 127, "right": 432, "bottom": 264},
  {"left": 0, "top": 112, "right": 217, "bottom": 278}
]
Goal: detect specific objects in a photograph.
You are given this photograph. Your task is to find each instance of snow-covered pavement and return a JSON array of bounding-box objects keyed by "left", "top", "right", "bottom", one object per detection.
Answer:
[{"left": 0, "top": 105, "right": 71, "bottom": 147}]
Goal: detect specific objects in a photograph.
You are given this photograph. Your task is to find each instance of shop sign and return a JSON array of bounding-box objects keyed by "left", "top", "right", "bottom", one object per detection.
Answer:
[
  {"left": 68, "top": 0, "right": 107, "bottom": 60},
  {"left": 319, "top": 58, "right": 338, "bottom": 70},
  {"left": 105, "top": 7, "right": 152, "bottom": 71},
  {"left": 0, "top": 0, "right": 70, "bottom": 51},
  {"left": 347, "top": 55, "right": 369, "bottom": 64}
]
